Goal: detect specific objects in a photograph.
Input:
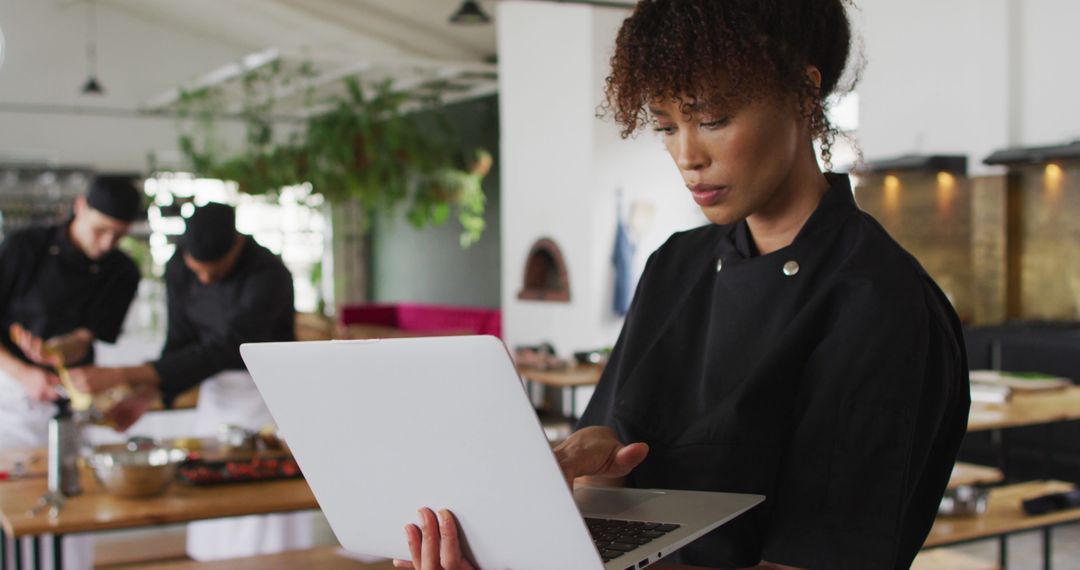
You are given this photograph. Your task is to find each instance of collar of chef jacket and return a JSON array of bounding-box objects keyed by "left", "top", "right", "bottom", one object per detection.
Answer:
[{"left": 600, "top": 173, "right": 862, "bottom": 448}]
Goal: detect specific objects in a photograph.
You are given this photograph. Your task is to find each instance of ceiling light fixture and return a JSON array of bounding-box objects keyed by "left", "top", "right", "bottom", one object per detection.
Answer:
[
  {"left": 81, "top": 0, "right": 104, "bottom": 95},
  {"left": 449, "top": 0, "right": 491, "bottom": 25}
]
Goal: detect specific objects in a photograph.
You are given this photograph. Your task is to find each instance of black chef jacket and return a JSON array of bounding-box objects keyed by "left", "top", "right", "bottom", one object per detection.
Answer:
[
  {"left": 578, "top": 174, "right": 969, "bottom": 569},
  {"left": 0, "top": 222, "right": 140, "bottom": 367},
  {"left": 152, "top": 237, "right": 294, "bottom": 408}
]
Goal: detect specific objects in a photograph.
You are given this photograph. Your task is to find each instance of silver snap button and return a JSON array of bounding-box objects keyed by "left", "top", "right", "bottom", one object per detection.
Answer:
[
  {"left": 783, "top": 261, "right": 800, "bottom": 276},
  {"left": 48, "top": 245, "right": 60, "bottom": 256},
  {"left": 715, "top": 258, "right": 723, "bottom": 272}
]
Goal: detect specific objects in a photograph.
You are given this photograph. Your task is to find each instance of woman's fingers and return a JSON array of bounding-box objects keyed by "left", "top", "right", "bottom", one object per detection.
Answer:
[
  {"left": 402, "top": 508, "right": 473, "bottom": 570},
  {"left": 608, "top": 442, "right": 649, "bottom": 477},
  {"left": 438, "top": 509, "right": 467, "bottom": 569},
  {"left": 419, "top": 508, "right": 441, "bottom": 570},
  {"left": 405, "top": 523, "right": 423, "bottom": 569},
  {"left": 555, "top": 427, "right": 649, "bottom": 485}
]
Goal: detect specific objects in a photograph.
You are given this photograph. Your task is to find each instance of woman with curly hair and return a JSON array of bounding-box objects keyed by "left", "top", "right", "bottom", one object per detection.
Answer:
[{"left": 397, "top": 0, "right": 968, "bottom": 568}]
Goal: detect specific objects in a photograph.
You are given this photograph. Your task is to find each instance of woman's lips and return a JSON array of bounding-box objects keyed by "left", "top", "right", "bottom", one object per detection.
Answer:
[{"left": 688, "top": 184, "right": 729, "bottom": 207}]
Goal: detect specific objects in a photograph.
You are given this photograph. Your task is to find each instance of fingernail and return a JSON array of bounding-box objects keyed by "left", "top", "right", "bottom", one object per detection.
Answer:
[{"left": 437, "top": 510, "right": 447, "bottom": 526}]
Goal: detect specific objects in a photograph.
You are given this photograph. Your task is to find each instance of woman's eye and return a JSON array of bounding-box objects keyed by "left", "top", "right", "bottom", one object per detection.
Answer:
[
  {"left": 652, "top": 124, "right": 676, "bottom": 135},
  {"left": 701, "top": 117, "right": 731, "bottom": 129}
]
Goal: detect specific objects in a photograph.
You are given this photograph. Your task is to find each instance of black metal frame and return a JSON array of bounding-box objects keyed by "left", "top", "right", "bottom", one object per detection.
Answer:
[{"left": 0, "top": 530, "right": 60, "bottom": 570}]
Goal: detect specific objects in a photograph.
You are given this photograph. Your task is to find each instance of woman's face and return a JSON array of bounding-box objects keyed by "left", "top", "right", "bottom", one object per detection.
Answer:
[{"left": 649, "top": 91, "right": 805, "bottom": 225}]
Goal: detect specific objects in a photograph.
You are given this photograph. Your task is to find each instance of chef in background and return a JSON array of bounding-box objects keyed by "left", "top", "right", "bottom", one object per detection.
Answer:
[
  {"left": 0, "top": 174, "right": 142, "bottom": 570},
  {"left": 70, "top": 202, "right": 312, "bottom": 561}
]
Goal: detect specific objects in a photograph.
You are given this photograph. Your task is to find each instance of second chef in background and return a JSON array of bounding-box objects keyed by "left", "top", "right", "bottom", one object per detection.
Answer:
[{"left": 70, "top": 202, "right": 312, "bottom": 561}]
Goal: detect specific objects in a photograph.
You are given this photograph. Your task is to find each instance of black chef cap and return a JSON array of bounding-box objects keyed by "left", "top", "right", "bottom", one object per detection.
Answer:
[
  {"left": 86, "top": 175, "right": 142, "bottom": 222},
  {"left": 181, "top": 203, "right": 238, "bottom": 262}
]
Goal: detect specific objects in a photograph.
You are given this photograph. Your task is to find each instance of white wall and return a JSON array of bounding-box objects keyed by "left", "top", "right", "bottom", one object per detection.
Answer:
[
  {"left": 0, "top": 0, "right": 248, "bottom": 170},
  {"left": 1018, "top": 0, "right": 1080, "bottom": 145},
  {"left": 498, "top": 1, "right": 704, "bottom": 355},
  {"left": 857, "top": 0, "right": 1080, "bottom": 174}
]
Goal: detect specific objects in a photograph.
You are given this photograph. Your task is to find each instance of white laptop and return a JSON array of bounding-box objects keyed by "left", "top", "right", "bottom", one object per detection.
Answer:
[{"left": 241, "top": 335, "right": 763, "bottom": 570}]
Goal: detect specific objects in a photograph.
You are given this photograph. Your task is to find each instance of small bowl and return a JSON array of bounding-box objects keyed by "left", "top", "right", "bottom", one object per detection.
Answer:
[
  {"left": 938, "top": 485, "right": 990, "bottom": 517},
  {"left": 88, "top": 443, "right": 188, "bottom": 498}
]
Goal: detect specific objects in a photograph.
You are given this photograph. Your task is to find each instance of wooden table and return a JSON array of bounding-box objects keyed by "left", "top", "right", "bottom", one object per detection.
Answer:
[
  {"left": 924, "top": 480, "right": 1080, "bottom": 570},
  {"left": 0, "top": 449, "right": 317, "bottom": 570},
  {"left": 968, "top": 386, "right": 1080, "bottom": 432},
  {"left": 517, "top": 364, "right": 603, "bottom": 421},
  {"left": 133, "top": 545, "right": 711, "bottom": 569},
  {"left": 948, "top": 462, "right": 1004, "bottom": 489},
  {"left": 123, "top": 544, "right": 1003, "bottom": 570},
  {"left": 517, "top": 364, "right": 604, "bottom": 388},
  {"left": 967, "top": 386, "right": 1080, "bottom": 477}
]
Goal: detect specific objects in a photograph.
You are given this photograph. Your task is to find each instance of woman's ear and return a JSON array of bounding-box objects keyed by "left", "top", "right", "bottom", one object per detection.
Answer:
[
  {"left": 805, "top": 65, "right": 823, "bottom": 91},
  {"left": 800, "top": 65, "right": 825, "bottom": 121}
]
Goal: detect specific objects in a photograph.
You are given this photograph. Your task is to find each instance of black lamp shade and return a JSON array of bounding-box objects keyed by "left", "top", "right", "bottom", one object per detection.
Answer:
[
  {"left": 858, "top": 154, "right": 968, "bottom": 176},
  {"left": 984, "top": 141, "right": 1080, "bottom": 166},
  {"left": 81, "top": 76, "right": 104, "bottom": 95},
  {"left": 450, "top": 0, "right": 491, "bottom": 24}
]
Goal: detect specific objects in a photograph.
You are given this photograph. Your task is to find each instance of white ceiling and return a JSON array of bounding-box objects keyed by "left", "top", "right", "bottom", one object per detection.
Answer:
[
  {"left": 102, "top": 0, "right": 501, "bottom": 113},
  {"left": 104, "top": 0, "right": 498, "bottom": 63}
]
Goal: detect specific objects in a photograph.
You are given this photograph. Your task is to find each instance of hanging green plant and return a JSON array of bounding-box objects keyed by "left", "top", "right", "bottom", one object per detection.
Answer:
[{"left": 171, "top": 62, "right": 491, "bottom": 247}]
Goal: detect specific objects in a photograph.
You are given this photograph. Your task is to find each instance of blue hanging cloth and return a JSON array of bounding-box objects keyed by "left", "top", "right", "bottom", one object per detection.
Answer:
[{"left": 612, "top": 192, "right": 636, "bottom": 316}]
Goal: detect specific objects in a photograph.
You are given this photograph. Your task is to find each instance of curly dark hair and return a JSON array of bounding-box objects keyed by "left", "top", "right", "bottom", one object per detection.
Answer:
[{"left": 603, "top": 0, "right": 862, "bottom": 168}]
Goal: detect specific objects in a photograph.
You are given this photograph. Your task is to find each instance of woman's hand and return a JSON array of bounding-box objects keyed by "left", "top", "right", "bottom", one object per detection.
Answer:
[
  {"left": 393, "top": 508, "right": 475, "bottom": 570},
  {"left": 553, "top": 426, "right": 649, "bottom": 487}
]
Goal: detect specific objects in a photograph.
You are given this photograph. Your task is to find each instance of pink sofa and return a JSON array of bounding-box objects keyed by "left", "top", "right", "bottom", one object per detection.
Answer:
[{"left": 339, "top": 303, "right": 502, "bottom": 339}]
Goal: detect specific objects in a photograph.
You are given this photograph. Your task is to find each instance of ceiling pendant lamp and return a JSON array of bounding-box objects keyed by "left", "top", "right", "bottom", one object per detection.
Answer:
[
  {"left": 81, "top": 0, "right": 104, "bottom": 95},
  {"left": 449, "top": 0, "right": 491, "bottom": 25}
]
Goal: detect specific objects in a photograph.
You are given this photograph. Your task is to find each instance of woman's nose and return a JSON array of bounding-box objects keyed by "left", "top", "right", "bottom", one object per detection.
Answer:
[{"left": 675, "top": 132, "right": 709, "bottom": 171}]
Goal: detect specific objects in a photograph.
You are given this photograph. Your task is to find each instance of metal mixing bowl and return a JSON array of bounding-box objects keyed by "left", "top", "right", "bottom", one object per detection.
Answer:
[{"left": 87, "top": 442, "right": 188, "bottom": 498}]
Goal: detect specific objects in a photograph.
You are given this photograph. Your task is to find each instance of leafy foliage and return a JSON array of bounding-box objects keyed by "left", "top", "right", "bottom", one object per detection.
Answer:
[{"left": 173, "top": 63, "right": 491, "bottom": 246}]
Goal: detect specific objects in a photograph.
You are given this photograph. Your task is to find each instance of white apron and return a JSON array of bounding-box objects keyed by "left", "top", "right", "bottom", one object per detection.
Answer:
[
  {"left": 185, "top": 370, "right": 313, "bottom": 561},
  {"left": 0, "top": 370, "right": 95, "bottom": 570}
]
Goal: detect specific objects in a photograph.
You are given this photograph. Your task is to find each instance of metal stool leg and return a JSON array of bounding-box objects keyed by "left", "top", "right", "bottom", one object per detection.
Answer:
[
  {"left": 12, "top": 538, "right": 21, "bottom": 570},
  {"left": 999, "top": 534, "right": 1009, "bottom": 569},
  {"left": 1, "top": 527, "right": 9, "bottom": 570},
  {"left": 1043, "top": 527, "right": 1052, "bottom": 570},
  {"left": 30, "top": 537, "right": 40, "bottom": 570},
  {"left": 51, "top": 536, "right": 62, "bottom": 570}
]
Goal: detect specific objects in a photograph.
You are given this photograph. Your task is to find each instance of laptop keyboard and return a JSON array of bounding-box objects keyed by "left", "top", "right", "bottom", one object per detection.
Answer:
[{"left": 584, "top": 517, "right": 681, "bottom": 564}]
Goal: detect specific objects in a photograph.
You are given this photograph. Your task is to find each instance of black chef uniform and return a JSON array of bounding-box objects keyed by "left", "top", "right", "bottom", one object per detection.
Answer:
[
  {"left": 0, "top": 222, "right": 140, "bottom": 369},
  {"left": 578, "top": 174, "right": 969, "bottom": 569},
  {"left": 0, "top": 221, "right": 139, "bottom": 452},
  {"left": 151, "top": 237, "right": 294, "bottom": 408}
]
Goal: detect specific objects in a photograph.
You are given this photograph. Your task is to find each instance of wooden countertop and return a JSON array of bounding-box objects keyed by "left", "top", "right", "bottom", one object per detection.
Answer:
[
  {"left": 0, "top": 462, "right": 317, "bottom": 537},
  {"left": 924, "top": 480, "right": 1078, "bottom": 547},
  {"left": 968, "top": 386, "right": 1080, "bottom": 432}
]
